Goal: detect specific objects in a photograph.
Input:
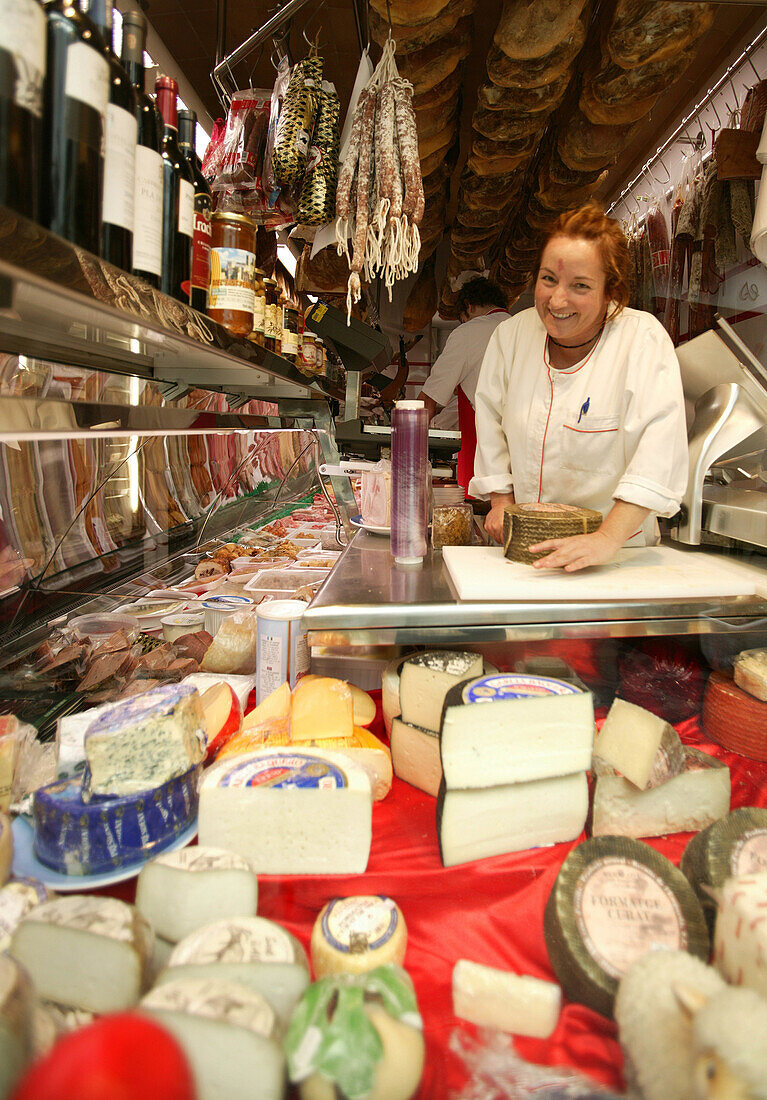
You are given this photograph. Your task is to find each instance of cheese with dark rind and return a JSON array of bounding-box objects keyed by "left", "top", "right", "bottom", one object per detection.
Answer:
[
  {"left": 437, "top": 772, "right": 588, "bottom": 868},
  {"left": 503, "top": 503, "right": 602, "bottom": 563},
  {"left": 544, "top": 836, "right": 709, "bottom": 1018},
  {"left": 681, "top": 807, "right": 767, "bottom": 933},
  {"left": 591, "top": 747, "right": 730, "bottom": 840},
  {"left": 399, "top": 650, "right": 483, "bottom": 733},
  {"left": 440, "top": 674, "right": 594, "bottom": 788},
  {"left": 702, "top": 671, "right": 767, "bottom": 761},
  {"left": 32, "top": 765, "right": 201, "bottom": 876}
]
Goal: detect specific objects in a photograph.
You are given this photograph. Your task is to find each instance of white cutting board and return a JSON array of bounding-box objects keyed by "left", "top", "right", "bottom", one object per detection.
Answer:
[{"left": 442, "top": 545, "right": 767, "bottom": 602}]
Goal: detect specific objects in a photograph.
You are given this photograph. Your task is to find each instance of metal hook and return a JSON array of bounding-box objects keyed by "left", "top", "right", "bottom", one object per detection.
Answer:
[
  {"left": 709, "top": 98, "right": 722, "bottom": 129},
  {"left": 652, "top": 160, "right": 671, "bottom": 185},
  {"left": 747, "top": 53, "right": 762, "bottom": 83}
]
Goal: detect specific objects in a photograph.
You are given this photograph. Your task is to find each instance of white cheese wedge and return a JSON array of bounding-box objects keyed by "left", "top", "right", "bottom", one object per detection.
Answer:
[
  {"left": 399, "top": 651, "right": 483, "bottom": 733},
  {"left": 0, "top": 813, "right": 11, "bottom": 886},
  {"left": 452, "top": 959, "right": 561, "bottom": 1038},
  {"left": 136, "top": 847, "right": 258, "bottom": 944},
  {"left": 592, "top": 748, "right": 731, "bottom": 838},
  {"left": 0, "top": 877, "right": 54, "bottom": 952},
  {"left": 199, "top": 749, "right": 373, "bottom": 875},
  {"left": 440, "top": 677, "right": 594, "bottom": 789},
  {"left": 311, "top": 896, "right": 407, "bottom": 978},
  {"left": 381, "top": 657, "right": 406, "bottom": 738},
  {"left": 438, "top": 772, "right": 588, "bottom": 868},
  {"left": 714, "top": 871, "right": 767, "bottom": 998},
  {"left": 593, "top": 698, "right": 685, "bottom": 790},
  {"left": 82, "top": 683, "right": 205, "bottom": 800},
  {"left": 0, "top": 954, "right": 34, "bottom": 1099},
  {"left": 10, "top": 895, "right": 153, "bottom": 1014},
  {"left": 141, "top": 977, "right": 285, "bottom": 1100},
  {"left": 390, "top": 718, "right": 442, "bottom": 797},
  {"left": 158, "top": 915, "right": 308, "bottom": 1025}
]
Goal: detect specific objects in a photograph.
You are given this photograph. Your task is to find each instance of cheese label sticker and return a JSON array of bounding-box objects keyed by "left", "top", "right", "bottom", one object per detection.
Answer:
[
  {"left": 732, "top": 829, "right": 767, "bottom": 875},
  {"left": 574, "top": 857, "right": 686, "bottom": 981},
  {"left": 322, "top": 897, "right": 399, "bottom": 954},
  {"left": 219, "top": 753, "right": 348, "bottom": 789},
  {"left": 463, "top": 674, "right": 579, "bottom": 704}
]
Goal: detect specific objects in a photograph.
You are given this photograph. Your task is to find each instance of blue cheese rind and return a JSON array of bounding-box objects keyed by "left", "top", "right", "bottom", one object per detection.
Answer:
[
  {"left": 82, "top": 684, "right": 206, "bottom": 801},
  {"left": 33, "top": 764, "right": 201, "bottom": 876}
]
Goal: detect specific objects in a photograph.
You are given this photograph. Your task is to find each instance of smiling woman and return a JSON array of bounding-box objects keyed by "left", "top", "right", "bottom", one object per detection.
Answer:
[{"left": 469, "top": 203, "right": 689, "bottom": 572}]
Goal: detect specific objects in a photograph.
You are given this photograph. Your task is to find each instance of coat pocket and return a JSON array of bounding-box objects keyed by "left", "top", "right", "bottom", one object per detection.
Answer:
[{"left": 562, "top": 416, "right": 620, "bottom": 474}]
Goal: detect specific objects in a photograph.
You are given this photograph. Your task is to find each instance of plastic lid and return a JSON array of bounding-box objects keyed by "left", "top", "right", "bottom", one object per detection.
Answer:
[{"left": 395, "top": 400, "right": 425, "bottom": 410}]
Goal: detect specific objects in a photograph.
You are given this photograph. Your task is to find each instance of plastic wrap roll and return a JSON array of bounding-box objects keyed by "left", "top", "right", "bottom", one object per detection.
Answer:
[
  {"left": 503, "top": 502, "right": 602, "bottom": 563},
  {"left": 391, "top": 401, "right": 429, "bottom": 565}
]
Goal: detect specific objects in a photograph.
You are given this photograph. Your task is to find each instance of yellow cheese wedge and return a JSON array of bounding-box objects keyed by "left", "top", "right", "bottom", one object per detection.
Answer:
[
  {"left": 294, "top": 676, "right": 375, "bottom": 727},
  {"left": 291, "top": 678, "right": 354, "bottom": 741},
  {"left": 242, "top": 682, "right": 291, "bottom": 730}
]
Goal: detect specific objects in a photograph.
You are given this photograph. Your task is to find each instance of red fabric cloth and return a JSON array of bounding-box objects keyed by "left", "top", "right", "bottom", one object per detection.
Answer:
[
  {"left": 456, "top": 385, "right": 476, "bottom": 496},
  {"left": 106, "top": 695, "right": 767, "bottom": 1098}
]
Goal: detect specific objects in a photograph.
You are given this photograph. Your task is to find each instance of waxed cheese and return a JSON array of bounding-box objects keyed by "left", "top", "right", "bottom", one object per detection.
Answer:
[
  {"left": 311, "top": 896, "right": 407, "bottom": 978},
  {"left": 452, "top": 959, "right": 561, "bottom": 1038},
  {"left": 136, "top": 847, "right": 258, "bottom": 944}
]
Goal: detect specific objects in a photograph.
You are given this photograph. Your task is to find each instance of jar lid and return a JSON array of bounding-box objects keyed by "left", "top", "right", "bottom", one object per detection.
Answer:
[
  {"left": 212, "top": 211, "right": 257, "bottom": 228},
  {"left": 264, "top": 278, "right": 277, "bottom": 287}
]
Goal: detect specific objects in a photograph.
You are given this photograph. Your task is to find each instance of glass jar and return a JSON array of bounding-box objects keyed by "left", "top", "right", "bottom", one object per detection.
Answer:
[
  {"left": 281, "top": 301, "right": 300, "bottom": 363},
  {"left": 313, "top": 337, "right": 327, "bottom": 377},
  {"left": 263, "top": 278, "right": 279, "bottom": 353},
  {"left": 208, "top": 212, "right": 257, "bottom": 337},
  {"left": 432, "top": 502, "right": 473, "bottom": 549},
  {"left": 251, "top": 267, "right": 266, "bottom": 346},
  {"left": 300, "top": 332, "right": 316, "bottom": 375}
]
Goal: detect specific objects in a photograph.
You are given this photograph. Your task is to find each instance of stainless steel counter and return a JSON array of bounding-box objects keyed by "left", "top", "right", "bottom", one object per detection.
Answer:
[{"left": 303, "top": 531, "right": 767, "bottom": 645}]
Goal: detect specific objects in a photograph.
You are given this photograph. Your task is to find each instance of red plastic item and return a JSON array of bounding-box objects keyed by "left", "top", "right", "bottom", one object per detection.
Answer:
[
  {"left": 618, "top": 638, "right": 706, "bottom": 723},
  {"left": 10, "top": 1014, "right": 196, "bottom": 1100}
]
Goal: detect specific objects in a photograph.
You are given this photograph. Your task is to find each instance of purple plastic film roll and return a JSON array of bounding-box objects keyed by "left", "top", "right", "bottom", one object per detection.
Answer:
[{"left": 391, "top": 401, "right": 429, "bottom": 564}]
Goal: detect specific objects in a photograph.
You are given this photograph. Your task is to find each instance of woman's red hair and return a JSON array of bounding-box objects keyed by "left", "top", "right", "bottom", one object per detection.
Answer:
[{"left": 535, "top": 203, "right": 632, "bottom": 315}]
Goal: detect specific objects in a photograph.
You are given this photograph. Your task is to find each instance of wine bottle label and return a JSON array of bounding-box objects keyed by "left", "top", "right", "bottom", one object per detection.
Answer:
[
  {"left": 133, "top": 145, "right": 163, "bottom": 277},
  {"left": 103, "top": 103, "right": 137, "bottom": 232},
  {"left": 178, "top": 178, "right": 194, "bottom": 238},
  {"left": 209, "top": 247, "right": 256, "bottom": 314},
  {"left": 191, "top": 209, "right": 211, "bottom": 291},
  {"left": 65, "top": 41, "right": 109, "bottom": 119},
  {"left": 0, "top": 0, "right": 45, "bottom": 117}
]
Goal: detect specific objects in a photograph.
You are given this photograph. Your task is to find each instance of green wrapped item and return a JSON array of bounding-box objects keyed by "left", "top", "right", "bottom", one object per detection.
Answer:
[
  {"left": 297, "top": 80, "right": 341, "bottom": 225},
  {"left": 284, "top": 965, "right": 424, "bottom": 1100},
  {"left": 273, "top": 55, "right": 324, "bottom": 187}
]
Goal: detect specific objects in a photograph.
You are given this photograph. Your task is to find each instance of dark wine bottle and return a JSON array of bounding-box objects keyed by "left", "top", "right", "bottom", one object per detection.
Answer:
[
  {"left": 155, "top": 74, "right": 194, "bottom": 303},
  {"left": 42, "top": 0, "right": 109, "bottom": 253},
  {"left": 120, "top": 9, "right": 162, "bottom": 287},
  {"left": 0, "top": 0, "right": 46, "bottom": 220},
  {"left": 85, "top": 0, "right": 136, "bottom": 270},
  {"left": 178, "top": 108, "right": 212, "bottom": 313}
]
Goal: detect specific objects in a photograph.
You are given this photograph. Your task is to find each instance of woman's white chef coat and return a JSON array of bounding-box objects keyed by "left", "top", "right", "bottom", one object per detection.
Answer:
[{"left": 468, "top": 306, "right": 689, "bottom": 546}]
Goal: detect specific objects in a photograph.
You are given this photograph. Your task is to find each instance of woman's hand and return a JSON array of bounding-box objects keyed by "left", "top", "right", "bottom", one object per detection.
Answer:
[
  {"left": 484, "top": 491, "right": 515, "bottom": 543},
  {"left": 529, "top": 530, "right": 622, "bottom": 572}
]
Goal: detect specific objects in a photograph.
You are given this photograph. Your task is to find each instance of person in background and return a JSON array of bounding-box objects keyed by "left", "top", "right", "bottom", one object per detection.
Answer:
[
  {"left": 417, "top": 276, "right": 509, "bottom": 493},
  {"left": 469, "top": 203, "right": 688, "bottom": 571}
]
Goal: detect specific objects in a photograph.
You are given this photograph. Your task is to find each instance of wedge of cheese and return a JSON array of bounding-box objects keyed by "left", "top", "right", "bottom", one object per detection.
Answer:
[
  {"left": 390, "top": 719, "right": 442, "bottom": 798},
  {"left": 593, "top": 698, "right": 684, "bottom": 790},
  {"left": 242, "top": 682, "right": 291, "bottom": 729},
  {"left": 452, "top": 960, "right": 561, "bottom": 1038},
  {"left": 290, "top": 677, "right": 354, "bottom": 741},
  {"left": 10, "top": 896, "right": 153, "bottom": 1013},
  {"left": 399, "top": 651, "right": 483, "bottom": 733}
]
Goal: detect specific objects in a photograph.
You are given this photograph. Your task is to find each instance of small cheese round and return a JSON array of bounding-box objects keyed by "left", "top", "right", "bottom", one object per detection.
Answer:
[
  {"left": 311, "top": 896, "right": 407, "bottom": 977},
  {"left": 349, "top": 685, "right": 376, "bottom": 727}
]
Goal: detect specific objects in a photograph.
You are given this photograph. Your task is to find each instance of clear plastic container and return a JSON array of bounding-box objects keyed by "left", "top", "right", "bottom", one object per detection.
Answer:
[
  {"left": 69, "top": 613, "right": 140, "bottom": 642},
  {"left": 296, "top": 548, "right": 342, "bottom": 563},
  {"left": 244, "top": 567, "right": 328, "bottom": 601},
  {"left": 202, "top": 594, "right": 256, "bottom": 635},
  {"left": 293, "top": 553, "right": 339, "bottom": 569}
]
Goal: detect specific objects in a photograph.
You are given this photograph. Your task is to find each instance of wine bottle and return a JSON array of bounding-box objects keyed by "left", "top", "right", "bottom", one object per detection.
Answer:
[
  {"left": 85, "top": 0, "right": 136, "bottom": 270},
  {"left": 42, "top": 0, "right": 109, "bottom": 253},
  {"left": 155, "top": 74, "right": 194, "bottom": 303},
  {"left": 178, "top": 108, "right": 212, "bottom": 313},
  {"left": 0, "top": 0, "right": 46, "bottom": 221},
  {"left": 120, "top": 9, "right": 162, "bottom": 288}
]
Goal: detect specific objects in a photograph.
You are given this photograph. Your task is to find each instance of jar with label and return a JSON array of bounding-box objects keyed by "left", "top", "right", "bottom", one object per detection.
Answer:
[
  {"left": 313, "top": 337, "right": 327, "bottom": 377},
  {"left": 263, "top": 278, "right": 279, "bottom": 353},
  {"left": 208, "top": 212, "right": 257, "bottom": 337},
  {"left": 300, "top": 332, "right": 316, "bottom": 375},
  {"left": 281, "top": 302, "right": 300, "bottom": 363},
  {"left": 251, "top": 267, "right": 266, "bottom": 345}
]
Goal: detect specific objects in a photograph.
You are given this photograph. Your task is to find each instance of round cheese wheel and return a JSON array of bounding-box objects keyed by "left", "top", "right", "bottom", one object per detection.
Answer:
[
  {"left": 702, "top": 671, "right": 767, "bottom": 760},
  {"left": 311, "top": 896, "right": 407, "bottom": 977}
]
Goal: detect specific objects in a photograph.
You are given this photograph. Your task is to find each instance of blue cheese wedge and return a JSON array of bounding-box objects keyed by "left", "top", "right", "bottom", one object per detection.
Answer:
[
  {"left": 82, "top": 684, "right": 205, "bottom": 801},
  {"left": 157, "top": 915, "right": 309, "bottom": 1025},
  {"left": 10, "top": 896, "right": 153, "bottom": 1014},
  {"left": 142, "top": 977, "right": 285, "bottom": 1100}
]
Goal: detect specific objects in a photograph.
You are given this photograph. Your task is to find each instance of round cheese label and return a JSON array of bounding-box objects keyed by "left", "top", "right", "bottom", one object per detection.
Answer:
[
  {"left": 202, "top": 595, "right": 254, "bottom": 611},
  {"left": 574, "top": 857, "right": 686, "bottom": 981},
  {"left": 321, "top": 896, "right": 399, "bottom": 954},
  {"left": 731, "top": 829, "right": 767, "bottom": 875},
  {"left": 170, "top": 916, "right": 298, "bottom": 966},
  {"left": 218, "top": 753, "right": 348, "bottom": 789},
  {"left": 463, "top": 673, "right": 579, "bottom": 704}
]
